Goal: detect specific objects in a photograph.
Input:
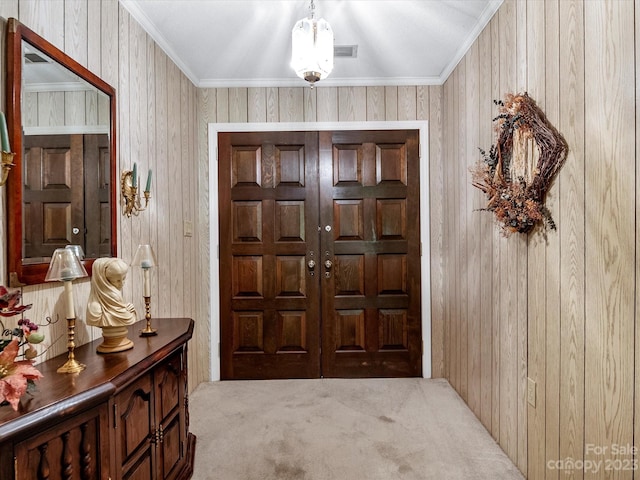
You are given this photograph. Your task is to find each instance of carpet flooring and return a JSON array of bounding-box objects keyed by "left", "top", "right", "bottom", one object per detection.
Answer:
[{"left": 189, "top": 378, "right": 524, "bottom": 480}]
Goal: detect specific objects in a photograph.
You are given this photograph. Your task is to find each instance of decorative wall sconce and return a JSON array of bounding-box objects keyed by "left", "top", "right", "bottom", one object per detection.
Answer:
[
  {"left": 131, "top": 244, "right": 158, "bottom": 336},
  {"left": 0, "top": 112, "right": 14, "bottom": 186},
  {"left": 45, "top": 247, "right": 88, "bottom": 374},
  {"left": 0, "top": 151, "right": 15, "bottom": 187},
  {"left": 121, "top": 162, "right": 152, "bottom": 217}
]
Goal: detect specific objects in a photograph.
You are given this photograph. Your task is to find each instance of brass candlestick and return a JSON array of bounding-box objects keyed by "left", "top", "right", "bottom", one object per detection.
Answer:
[
  {"left": 57, "top": 317, "right": 85, "bottom": 374},
  {"left": 139, "top": 296, "right": 157, "bottom": 336},
  {"left": 0, "top": 151, "right": 15, "bottom": 186}
]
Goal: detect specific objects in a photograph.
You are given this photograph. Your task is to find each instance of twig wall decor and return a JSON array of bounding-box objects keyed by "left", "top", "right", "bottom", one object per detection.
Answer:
[{"left": 471, "top": 92, "right": 568, "bottom": 236}]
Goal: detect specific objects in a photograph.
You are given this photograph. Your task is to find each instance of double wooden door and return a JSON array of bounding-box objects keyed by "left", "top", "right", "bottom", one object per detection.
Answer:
[{"left": 219, "top": 129, "right": 422, "bottom": 379}]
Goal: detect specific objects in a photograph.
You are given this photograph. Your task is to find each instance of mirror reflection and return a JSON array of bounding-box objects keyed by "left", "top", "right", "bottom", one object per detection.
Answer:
[
  {"left": 6, "top": 18, "right": 117, "bottom": 286},
  {"left": 22, "top": 42, "right": 111, "bottom": 264}
]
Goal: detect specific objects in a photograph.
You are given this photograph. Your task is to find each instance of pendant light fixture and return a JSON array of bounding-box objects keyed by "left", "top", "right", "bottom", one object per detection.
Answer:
[{"left": 291, "top": 0, "right": 334, "bottom": 87}]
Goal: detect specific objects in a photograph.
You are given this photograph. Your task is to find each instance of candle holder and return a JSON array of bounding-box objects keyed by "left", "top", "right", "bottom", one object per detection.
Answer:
[
  {"left": 121, "top": 169, "right": 150, "bottom": 217},
  {"left": 131, "top": 245, "right": 158, "bottom": 336},
  {"left": 0, "top": 151, "right": 15, "bottom": 186},
  {"left": 140, "top": 295, "right": 156, "bottom": 336},
  {"left": 57, "top": 316, "right": 85, "bottom": 373},
  {"left": 45, "top": 248, "right": 88, "bottom": 374}
]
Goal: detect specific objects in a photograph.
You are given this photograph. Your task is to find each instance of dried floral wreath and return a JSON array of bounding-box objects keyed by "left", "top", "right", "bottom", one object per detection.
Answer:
[{"left": 471, "top": 92, "right": 568, "bottom": 236}]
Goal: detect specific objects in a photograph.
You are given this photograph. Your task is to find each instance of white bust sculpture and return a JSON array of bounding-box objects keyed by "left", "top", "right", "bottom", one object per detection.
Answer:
[{"left": 86, "top": 257, "right": 137, "bottom": 352}]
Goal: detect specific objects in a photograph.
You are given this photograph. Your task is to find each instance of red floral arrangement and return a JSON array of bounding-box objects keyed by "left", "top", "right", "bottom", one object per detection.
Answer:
[
  {"left": 0, "top": 338, "right": 43, "bottom": 410},
  {"left": 0, "top": 286, "right": 44, "bottom": 411}
]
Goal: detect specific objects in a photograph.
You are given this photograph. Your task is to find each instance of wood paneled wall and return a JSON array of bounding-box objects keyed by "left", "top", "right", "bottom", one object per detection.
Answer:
[
  {"left": 196, "top": 84, "right": 446, "bottom": 379},
  {"left": 0, "top": 1, "right": 204, "bottom": 390},
  {"left": 0, "top": 1, "right": 446, "bottom": 397},
  {"left": 11, "top": 2, "right": 639, "bottom": 477},
  {"left": 444, "top": 0, "right": 639, "bottom": 477}
]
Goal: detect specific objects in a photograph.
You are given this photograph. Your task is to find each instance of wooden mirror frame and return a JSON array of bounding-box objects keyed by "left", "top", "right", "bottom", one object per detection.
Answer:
[{"left": 6, "top": 18, "right": 117, "bottom": 286}]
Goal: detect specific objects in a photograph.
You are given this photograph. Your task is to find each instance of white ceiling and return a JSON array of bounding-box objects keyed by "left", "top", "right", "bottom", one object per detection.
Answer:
[{"left": 120, "top": 0, "right": 502, "bottom": 88}]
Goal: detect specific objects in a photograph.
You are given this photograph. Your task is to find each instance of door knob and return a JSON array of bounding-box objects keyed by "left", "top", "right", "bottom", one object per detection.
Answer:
[
  {"left": 324, "top": 260, "right": 333, "bottom": 269},
  {"left": 307, "top": 260, "right": 316, "bottom": 270}
]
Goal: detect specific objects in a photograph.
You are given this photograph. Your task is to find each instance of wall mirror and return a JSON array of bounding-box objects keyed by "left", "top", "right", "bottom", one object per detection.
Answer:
[{"left": 6, "top": 18, "right": 117, "bottom": 286}]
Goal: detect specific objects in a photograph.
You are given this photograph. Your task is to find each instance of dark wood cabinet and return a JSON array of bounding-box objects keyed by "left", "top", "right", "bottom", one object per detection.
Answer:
[
  {"left": 14, "top": 404, "right": 110, "bottom": 480},
  {"left": 114, "top": 350, "right": 187, "bottom": 480},
  {"left": 0, "top": 318, "right": 196, "bottom": 480}
]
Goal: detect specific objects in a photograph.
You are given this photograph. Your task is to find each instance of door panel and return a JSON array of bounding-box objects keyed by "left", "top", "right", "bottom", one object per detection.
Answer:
[
  {"left": 219, "top": 129, "right": 421, "bottom": 379},
  {"left": 319, "top": 130, "right": 421, "bottom": 378},
  {"left": 219, "top": 131, "right": 320, "bottom": 379},
  {"left": 23, "top": 134, "right": 109, "bottom": 260},
  {"left": 24, "top": 134, "right": 83, "bottom": 259}
]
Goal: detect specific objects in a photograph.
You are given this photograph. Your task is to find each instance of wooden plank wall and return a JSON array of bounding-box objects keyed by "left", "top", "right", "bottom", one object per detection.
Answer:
[
  {"left": 0, "top": 1, "right": 446, "bottom": 395},
  {"left": 197, "top": 84, "right": 446, "bottom": 379},
  {"left": 443, "top": 0, "right": 638, "bottom": 478},
  {"left": 0, "top": 1, "right": 204, "bottom": 390},
  {"left": 8, "top": 3, "right": 639, "bottom": 478}
]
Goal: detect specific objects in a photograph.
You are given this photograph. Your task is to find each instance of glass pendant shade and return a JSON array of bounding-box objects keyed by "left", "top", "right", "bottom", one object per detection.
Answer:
[{"left": 291, "top": 15, "right": 333, "bottom": 85}]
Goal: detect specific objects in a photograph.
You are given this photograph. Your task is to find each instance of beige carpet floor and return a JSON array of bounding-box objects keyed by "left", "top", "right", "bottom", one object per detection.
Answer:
[{"left": 189, "top": 378, "right": 524, "bottom": 480}]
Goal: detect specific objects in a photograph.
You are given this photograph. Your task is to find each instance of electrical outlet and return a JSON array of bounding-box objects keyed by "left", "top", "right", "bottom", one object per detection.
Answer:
[{"left": 527, "top": 377, "right": 536, "bottom": 407}]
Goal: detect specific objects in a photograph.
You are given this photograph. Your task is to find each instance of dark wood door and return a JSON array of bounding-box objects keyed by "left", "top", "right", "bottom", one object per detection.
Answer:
[
  {"left": 319, "top": 130, "right": 422, "bottom": 377},
  {"left": 219, "top": 131, "right": 321, "bottom": 379},
  {"left": 84, "top": 133, "right": 112, "bottom": 258},
  {"left": 219, "top": 130, "right": 421, "bottom": 379},
  {"left": 23, "top": 133, "right": 110, "bottom": 260},
  {"left": 23, "top": 134, "right": 84, "bottom": 260}
]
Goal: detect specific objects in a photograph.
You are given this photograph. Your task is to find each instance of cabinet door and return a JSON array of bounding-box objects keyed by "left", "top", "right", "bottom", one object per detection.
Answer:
[
  {"left": 14, "top": 404, "right": 110, "bottom": 480},
  {"left": 154, "top": 351, "right": 186, "bottom": 480},
  {"left": 114, "top": 373, "right": 155, "bottom": 480}
]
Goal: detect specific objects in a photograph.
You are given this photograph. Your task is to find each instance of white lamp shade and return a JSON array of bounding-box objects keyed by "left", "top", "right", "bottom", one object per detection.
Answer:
[
  {"left": 291, "top": 16, "right": 333, "bottom": 84},
  {"left": 45, "top": 248, "right": 88, "bottom": 282}
]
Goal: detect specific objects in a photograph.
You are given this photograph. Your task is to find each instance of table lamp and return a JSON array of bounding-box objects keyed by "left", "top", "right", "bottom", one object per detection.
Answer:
[
  {"left": 45, "top": 247, "right": 88, "bottom": 373},
  {"left": 131, "top": 244, "right": 158, "bottom": 336}
]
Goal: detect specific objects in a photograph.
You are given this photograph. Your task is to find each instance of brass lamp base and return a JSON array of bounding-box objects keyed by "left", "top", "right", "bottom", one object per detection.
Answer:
[
  {"left": 57, "top": 317, "right": 85, "bottom": 373},
  {"left": 140, "top": 327, "right": 157, "bottom": 337},
  {"left": 139, "top": 296, "right": 157, "bottom": 337},
  {"left": 57, "top": 357, "right": 86, "bottom": 374}
]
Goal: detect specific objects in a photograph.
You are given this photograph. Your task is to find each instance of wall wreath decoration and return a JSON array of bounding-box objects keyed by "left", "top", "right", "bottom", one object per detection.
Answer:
[{"left": 471, "top": 92, "right": 568, "bottom": 236}]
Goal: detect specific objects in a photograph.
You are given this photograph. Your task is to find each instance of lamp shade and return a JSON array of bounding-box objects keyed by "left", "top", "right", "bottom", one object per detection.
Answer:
[
  {"left": 131, "top": 244, "right": 158, "bottom": 269},
  {"left": 45, "top": 248, "right": 88, "bottom": 282},
  {"left": 291, "top": 14, "right": 333, "bottom": 84},
  {"left": 65, "top": 244, "right": 85, "bottom": 260}
]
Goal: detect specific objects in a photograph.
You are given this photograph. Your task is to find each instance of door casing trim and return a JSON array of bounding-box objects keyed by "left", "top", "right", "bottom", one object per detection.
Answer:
[{"left": 208, "top": 121, "right": 431, "bottom": 380}]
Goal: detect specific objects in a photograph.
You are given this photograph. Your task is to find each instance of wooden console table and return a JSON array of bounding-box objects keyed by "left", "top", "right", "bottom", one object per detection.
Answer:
[{"left": 0, "top": 317, "right": 196, "bottom": 480}]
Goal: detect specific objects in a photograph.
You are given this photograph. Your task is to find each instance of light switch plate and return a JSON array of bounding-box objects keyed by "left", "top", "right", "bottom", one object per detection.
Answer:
[
  {"left": 184, "top": 220, "right": 193, "bottom": 237},
  {"left": 527, "top": 377, "right": 536, "bottom": 407}
]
